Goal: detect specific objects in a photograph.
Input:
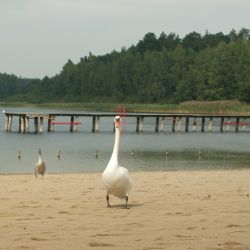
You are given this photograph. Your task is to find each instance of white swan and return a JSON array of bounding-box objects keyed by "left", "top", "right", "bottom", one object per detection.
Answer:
[
  {"left": 102, "top": 116, "right": 132, "bottom": 208},
  {"left": 35, "top": 148, "right": 46, "bottom": 179}
]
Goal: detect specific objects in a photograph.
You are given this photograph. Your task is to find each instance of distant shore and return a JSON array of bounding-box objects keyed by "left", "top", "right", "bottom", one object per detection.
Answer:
[
  {"left": 1, "top": 100, "right": 250, "bottom": 115},
  {"left": 1, "top": 170, "right": 250, "bottom": 249}
]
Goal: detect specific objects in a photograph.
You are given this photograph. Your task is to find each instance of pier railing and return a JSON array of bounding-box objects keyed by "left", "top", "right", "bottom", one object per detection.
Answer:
[{"left": 3, "top": 112, "right": 250, "bottom": 133}]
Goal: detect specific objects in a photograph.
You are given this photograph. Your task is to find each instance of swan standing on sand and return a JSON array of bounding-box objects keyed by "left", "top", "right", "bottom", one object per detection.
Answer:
[
  {"left": 102, "top": 116, "right": 132, "bottom": 208},
  {"left": 35, "top": 148, "right": 46, "bottom": 179}
]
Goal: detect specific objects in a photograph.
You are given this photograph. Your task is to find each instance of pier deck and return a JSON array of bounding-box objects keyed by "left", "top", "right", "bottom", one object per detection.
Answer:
[{"left": 3, "top": 111, "right": 250, "bottom": 133}]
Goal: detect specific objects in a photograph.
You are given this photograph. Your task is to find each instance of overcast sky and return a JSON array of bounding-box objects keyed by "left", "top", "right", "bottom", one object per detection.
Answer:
[{"left": 0, "top": 0, "right": 249, "bottom": 79}]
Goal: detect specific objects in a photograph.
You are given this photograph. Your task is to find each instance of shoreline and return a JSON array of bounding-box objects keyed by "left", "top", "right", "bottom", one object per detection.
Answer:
[
  {"left": 1, "top": 167, "right": 250, "bottom": 175},
  {"left": 1, "top": 170, "right": 250, "bottom": 249}
]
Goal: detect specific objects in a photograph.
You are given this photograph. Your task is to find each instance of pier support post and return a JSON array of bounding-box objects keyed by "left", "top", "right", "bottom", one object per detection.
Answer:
[
  {"left": 172, "top": 117, "right": 176, "bottom": 132},
  {"left": 235, "top": 117, "right": 239, "bottom": 132},
  {"left": 18, "top": 116, "right": 22, "bottom": 133},
  {"left": 208, "top": 117, "right": 213, "bottom": 132},
  {"left": 242, "top": 119, "right": 246, "bottom": 131},
  {"left": 4, "top": 115, "right": 9, "bottom": 131},
  {"left": 226, "top": 118, "right": 230, "bottom": 131},
  {"left": 192, "top": 118, "right": 197, "bottom": 132},
  {"left": 185, "top": 117, "right": 189, "bottom": 132},
  {"left": 136, "top": 117, "right": 139, "bottom": 132},
  {"left": 96, "top": 116, "right": 100, "bottom": 132},
  {"left": 92, "top": 116, "right": 96, "bottom": 132},
  {"left": 74, "top": 116, "right": 79, "bottom": 132},
  {"left": 8, "top": 115, "right": 13, "bottom": 132},
  {"left": 139, "top": 116, "right": 144, "bottom": 132},
  {"left": 155, "top": 117, "right": 159, "bottom": 132},
  {"left": 48, "top": 115, "right": 52, "bottom": 132},
  {"left": 51, "top": 116, "right": 55, "bottom": 132},
  {"left": 220, "top": 117, "right": 224, "bottom": 132},
  {"left": 47, "top": 115, "right": 55, "bottom": 132},
  {"left": 39, "top": 116, "right": 44, "bottom": 133},
  {"left": 159, "top": 117, "right": 164, "bottom": 132},
  {"left": 201, "top": 117, "right": 205, "bottom": 132},
  {"left": 92, "top": 116, "right": 100, "bottom": 132},
  {"left": 34, "top": 117, "right": 39, "bottom": 133},
  {"left": 177, "top": 117, "right": 182, "bottom": 132},
  {"left": 25, "top": 117, "right": 29, "bottom": 133},
  {"left": 19, "top": 116, "right": 26, "bottom": 133},
  {"left": 136, "top": 116, "right": 144, "bottom": 132},
  {"left": 70, "top": 115, "right": 74, "bottom": 132},
  {"left": 21, "top": 116, "right": 26, "bottom": 133}
]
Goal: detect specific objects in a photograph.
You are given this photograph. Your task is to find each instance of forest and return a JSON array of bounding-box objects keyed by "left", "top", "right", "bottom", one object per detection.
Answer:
[{"left": 1, "top": 28, "right": 250, "bottom": 104}]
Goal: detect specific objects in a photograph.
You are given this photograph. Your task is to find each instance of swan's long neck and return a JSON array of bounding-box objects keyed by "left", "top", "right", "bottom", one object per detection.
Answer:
[
  {"left": 109, "top": 126, "right": 120, "bottom": 166},
  {"left": 111, "top": 126, "right": 120, "bottom": 159}
]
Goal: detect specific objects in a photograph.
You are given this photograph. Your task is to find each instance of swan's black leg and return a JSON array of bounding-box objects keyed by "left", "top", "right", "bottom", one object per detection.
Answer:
[
  {"left": 125, "top": 195, "right": 128, "bottom": 208},
  {"left": 106, "top": 195, "right": 110, "bottom": 207}
]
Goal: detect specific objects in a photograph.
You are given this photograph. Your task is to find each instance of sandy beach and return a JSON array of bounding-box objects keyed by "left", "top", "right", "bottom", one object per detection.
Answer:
[{"left": 1, "top": 170, "right": 250, "bottom": 250}]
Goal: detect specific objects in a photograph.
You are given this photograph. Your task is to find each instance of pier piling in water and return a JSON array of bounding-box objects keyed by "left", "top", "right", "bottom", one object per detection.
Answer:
[
  {"left": 159, "top": 117, "right": 165, "bottom": 132},
  {"left": 92, "top": 116, "right": 100, "bottom": 132},
  {"left": 220, "top": 117, "right": 224, "bottom": 132},
  {"left": 185, "top": 117, "right": 189, "bottom": 132},
  {"left": 155, "top": 117, "right": 159, "bottom": 132},
  {"left": 235, "top": 117, "right": 240, "bottom": 132},
  {"left": 70, "top": 115, "right": 74, "bottom": 132},
  {"left": 172, "top": 117, "right": 176, "bottom": 132},
  {"left": 201, "top": 117, "right": 205, "bottom": 132},
  {"left": 208, "top": 117, "right": 213, "bottom": 132},
  {"left": 136, "top": 116, "right": 144, "bottom": 132}
]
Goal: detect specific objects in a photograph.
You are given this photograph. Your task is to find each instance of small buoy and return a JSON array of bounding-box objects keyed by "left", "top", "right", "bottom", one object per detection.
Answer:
[
  {"left": 95, "top": 149, "right": 99, "bottom": 159},
  {"left": 165, "top": 151, "right": 168, "bottom": 157}
]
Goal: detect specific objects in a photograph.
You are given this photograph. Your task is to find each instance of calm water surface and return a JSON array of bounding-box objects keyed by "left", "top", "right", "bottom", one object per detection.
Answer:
[{"left": 0, "top": 107, "right": 249, "bottom": 174}]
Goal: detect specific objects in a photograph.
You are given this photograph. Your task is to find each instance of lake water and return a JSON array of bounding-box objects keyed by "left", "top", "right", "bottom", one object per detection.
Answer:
[{"left": 0, "top": 107, "right": 250, "bottom": 174}]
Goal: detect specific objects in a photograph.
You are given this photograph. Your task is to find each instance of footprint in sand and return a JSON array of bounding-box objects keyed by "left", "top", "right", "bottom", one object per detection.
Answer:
[
  {"left": 30, "top": 237, "right": 48, "bottom": 241},
  {"left": 89, "top": 242, "right": 115, "bottom": 247}
]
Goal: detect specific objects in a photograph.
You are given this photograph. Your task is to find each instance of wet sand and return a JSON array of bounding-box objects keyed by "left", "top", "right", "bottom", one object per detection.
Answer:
[{"left": 0, "top": 170, "right": 250, "bottom": 250}]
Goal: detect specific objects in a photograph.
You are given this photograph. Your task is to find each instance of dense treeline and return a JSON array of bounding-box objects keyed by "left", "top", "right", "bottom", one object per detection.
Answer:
[
  {"left": 1, "top": 28, "right": 250, "bottom": 103},
  {"left": 0, "top": 73, "right": 31, "bottom": 100}
]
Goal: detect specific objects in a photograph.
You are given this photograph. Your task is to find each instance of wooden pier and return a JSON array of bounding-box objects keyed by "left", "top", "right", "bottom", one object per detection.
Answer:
[{"left": 3, "top": 111, "right": 250, "bottom": 133}]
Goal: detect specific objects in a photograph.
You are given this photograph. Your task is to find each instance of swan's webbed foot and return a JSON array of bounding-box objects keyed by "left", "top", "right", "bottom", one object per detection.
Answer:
[{"left": 106, "top": 195, "right": 110, "bottom": 207}]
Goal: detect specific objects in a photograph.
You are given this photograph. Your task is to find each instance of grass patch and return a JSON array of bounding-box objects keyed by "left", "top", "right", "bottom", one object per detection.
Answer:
[{"left": 0, "top": 100, "right": 250, "bottom": 115}]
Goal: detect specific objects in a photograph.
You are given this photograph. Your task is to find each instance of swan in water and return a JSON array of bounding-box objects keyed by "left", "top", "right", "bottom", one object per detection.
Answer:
[
  {"left": 102, "top": 116, "right": 132, "bottom": 208},
  {"left": 35, "top": 148, "right": 46, "bottom": 179}
]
